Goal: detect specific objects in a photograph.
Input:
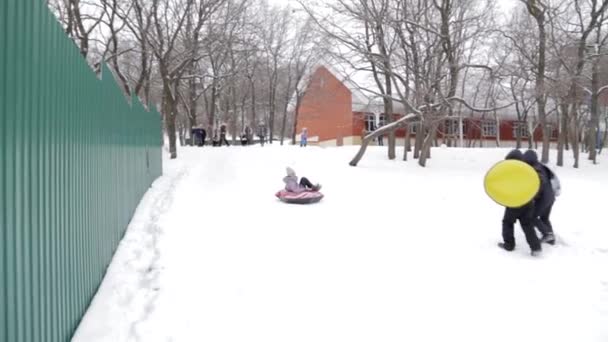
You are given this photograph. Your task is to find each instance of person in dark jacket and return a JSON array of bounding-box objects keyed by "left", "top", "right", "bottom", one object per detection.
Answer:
[
  {"left": 199, "top": 128, "right": 207, "bottom": 146},
  {"left": 498, "top": 149, "right": 542, "bottom": 256},
  {"left": 219, "top": 124, "right": 230, "bottom": 146},
  {"left": 522, "top": 150, "right": 556, "bottom": 245}
]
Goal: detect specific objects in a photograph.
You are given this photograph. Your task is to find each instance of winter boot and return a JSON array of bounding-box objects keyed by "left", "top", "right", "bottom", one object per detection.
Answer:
[
  {"left": 530, "top": 248, "right": 543, "bottom": 257},
  {"left": 311, "top": 184, "right": 322, "bottom": 192},
  {"left": 497, "top": 242, "right": 515, "bottom": 251},
  {"left": 541, "top": 233, "right": 556, "bottom": 245}
]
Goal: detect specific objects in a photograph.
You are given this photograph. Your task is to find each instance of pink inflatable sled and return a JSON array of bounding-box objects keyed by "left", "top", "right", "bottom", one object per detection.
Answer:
[{"left": 275, "top": 190, "right": 324, "bottom": 204}]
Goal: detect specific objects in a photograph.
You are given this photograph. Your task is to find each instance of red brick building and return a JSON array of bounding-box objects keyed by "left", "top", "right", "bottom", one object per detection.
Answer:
[{"left": 296, "top": 65, "right": 578, "bottom": 147}]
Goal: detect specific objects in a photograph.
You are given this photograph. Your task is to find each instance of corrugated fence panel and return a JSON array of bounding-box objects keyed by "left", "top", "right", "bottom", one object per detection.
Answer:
[
  {"left": 1, "top": 1, "right": 164, "bottom": 341},
  {"left": 0, "top": 0, "right": 7, "bottom": 339}
]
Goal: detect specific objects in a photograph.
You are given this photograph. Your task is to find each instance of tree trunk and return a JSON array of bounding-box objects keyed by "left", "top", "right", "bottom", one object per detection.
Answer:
[
  {"left": 588, "top": 59, "right": 600, "bottom": 163},
  {"left": 418, "top": 123, "right": 438, "bottom": 167},
  {"left": 384, "top": 71, "right": 396, "bottom": 160},
  {"left": 600, "top": 115, "right": 608, "bottom": 154},
  {"left": 402, "top": 133, "right": 408, "bottom": 161},
  {"left": 403, "top": 126, "right": 411, "bottom": 161},
  {"left": 570, "top": 104, "right": 580, "bottom": 168},
  {"left": 209, "top": 81, "right": 218, "bottom": 133},
  {"left": 231, "top": 87, "right": 238, "bottom": 145},
  {"left": 188, "top": 79, "right": 197, "bottom": 129},
  {"left": 291, "top": 96, "right": 302, "bottom": 145},
  {"left": 250, "top": 78, "right": 257, "bottom": 131},
  {"left": 557, "top": 102, "right": 568, "bottom": 166},
  {"left": 516, "top": 131, "right": 522, "bottom": 149},
  {"left": 413, "top": 123, "right": 424, "bottom": 159},
  {"left": 268, "top": 75, "right": 277, "bottom": 144},
  {"left": 163, "top": 89, "right": 177, "bottom": 159},
  {"left": 350, "top": 114, "right": 416, "bottom": 166}
]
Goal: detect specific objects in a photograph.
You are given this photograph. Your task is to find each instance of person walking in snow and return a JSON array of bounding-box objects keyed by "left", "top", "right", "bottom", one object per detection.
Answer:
[
  {"left": 498, "top": 149, "right": 542, "bottom": 256},
  {"left": 300, "top": 128, "right": 308, "bottom": 147},
  {"left": 283, "top": 167, "right": 321, "bottom": 193},
  {"left": 522, "top": 149, "right": 558, "bottom": 245}
]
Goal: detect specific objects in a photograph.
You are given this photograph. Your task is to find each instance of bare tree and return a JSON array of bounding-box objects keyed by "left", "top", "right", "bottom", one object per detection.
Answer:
[{"left": 147, "top": 0, "right": 226, "bottom": 159}]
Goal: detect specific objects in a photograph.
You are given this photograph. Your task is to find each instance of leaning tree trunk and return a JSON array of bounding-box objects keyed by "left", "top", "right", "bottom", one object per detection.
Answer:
[{"left": 350, "top": 114, "right": 416, "bottom": 166}]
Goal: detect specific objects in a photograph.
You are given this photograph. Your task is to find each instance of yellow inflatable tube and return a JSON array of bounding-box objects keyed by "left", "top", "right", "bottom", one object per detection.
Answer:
[{"left": 484, "top": 159, "right": 540, "bottom": 208}]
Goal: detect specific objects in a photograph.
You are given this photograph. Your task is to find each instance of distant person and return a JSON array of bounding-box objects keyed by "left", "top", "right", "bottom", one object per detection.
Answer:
[
  {"left": 283, "top": 167, "right": 321, "bottom": 193},
  {"left": 200, "top": 128, "right": 207, "bottom": 146},
  {"left": 522, "top": 150, "right": 558, "bottom": 245},
  {"left": 245, "top": 126, "right": 253, "bottom": 145},
  {"left": 219, "top": 124, "right": 230, "bottom": 146},
  {"left": 497, "top": 149, "right": 542, "bottom": 256},
  {"left": 191, "top": 127, "right": 206, "bottom": 146},
  {"left": 212, "top": 130, "right": 220, "bottom": 147},
  {"left": 300, "top": 128, "right": 308, "bottom": 147},
  {"left": 258, "top": 124, "right": 266, "bottom": 146},
  {"left": 375, "top": 121, "right": 384, "bottom": 146}
]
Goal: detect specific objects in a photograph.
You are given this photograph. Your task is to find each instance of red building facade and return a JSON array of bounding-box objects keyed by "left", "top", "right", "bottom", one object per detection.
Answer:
[{"left": 297, "top": 65, "right": 562, "bottom": 146}]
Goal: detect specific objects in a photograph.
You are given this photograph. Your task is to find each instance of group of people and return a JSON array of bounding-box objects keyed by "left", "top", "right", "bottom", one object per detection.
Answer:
[
  {"left": 190, "top": 125, "right": 231, "bottom": 147},
  {"left": 190, "top": 125, "right": 311, "bottom": 147},
  {"left": 498, "top": 149, "right": 561, "bottom": 256}
]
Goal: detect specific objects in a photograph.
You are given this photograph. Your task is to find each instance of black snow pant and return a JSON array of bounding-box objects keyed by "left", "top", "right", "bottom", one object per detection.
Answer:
[
  {"left": 502, "top": 203, "right": 541, "bottom": 251},
  {"left": 219, "top": 134, "right": 230, "bottom": 146},
  {"left": 299, "top": 177, "right": 314, "bottom": 189},
  {"left": 534, "top": 199, "right": 554, "bottom": 238}
]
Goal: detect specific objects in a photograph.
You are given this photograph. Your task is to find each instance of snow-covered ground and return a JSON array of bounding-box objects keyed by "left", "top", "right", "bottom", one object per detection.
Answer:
[{"left": 72, "top": 145, "right": 608, "bottom": 342}]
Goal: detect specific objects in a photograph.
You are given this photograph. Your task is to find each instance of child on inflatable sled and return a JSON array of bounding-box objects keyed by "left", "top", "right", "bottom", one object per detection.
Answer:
[{"left": 283, "top": 167, "right": 321, "bottom": 192}]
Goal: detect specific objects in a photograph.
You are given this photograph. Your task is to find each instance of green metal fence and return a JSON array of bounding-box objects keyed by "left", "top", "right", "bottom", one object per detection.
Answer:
[{"left": 1, "top": 1, "right": 163, "bottom": 341}]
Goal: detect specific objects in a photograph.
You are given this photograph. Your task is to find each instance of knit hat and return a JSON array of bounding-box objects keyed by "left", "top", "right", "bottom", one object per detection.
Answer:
[
  {"left": 522, "top": 150, "right": 539, "bottom": 166},
  {"left": 286, "top": 167, "right": 296, "bottom": 177},
  {"left": 505, "top": 149, "right": 523, "bottom": 161}
]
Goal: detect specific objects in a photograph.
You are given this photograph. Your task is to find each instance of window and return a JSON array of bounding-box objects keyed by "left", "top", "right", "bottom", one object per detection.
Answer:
[
  {"left": 482, "top": 120, "right": 497, "bottom": 137},
  {"left": 365, "top": 113, "right": 376, "bottom": 131},
  {"left": 378, "top": 114, "right": 387, "bottom": 127},
  {"left": 512, "top": 121, "right": 529, "bottom": 138},
  {"left": 409, "top": 122, "right": 419, "bottom": 134},
  {"left": 444, "top": 119, "right": 459, "bottom": 135},
  {"left": 546, "top": 124, "right": 558, "bottom": 139}
]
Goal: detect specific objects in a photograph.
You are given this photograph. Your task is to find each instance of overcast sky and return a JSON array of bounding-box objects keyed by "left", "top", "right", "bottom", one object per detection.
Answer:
[{"left": 267, "top": 0, "right": 518, "bottom": 14}]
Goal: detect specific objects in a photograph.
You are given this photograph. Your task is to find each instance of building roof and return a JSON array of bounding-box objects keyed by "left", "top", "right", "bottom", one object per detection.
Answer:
[{"left": 300, "top": 60, "right": 579, "bottom": 124}]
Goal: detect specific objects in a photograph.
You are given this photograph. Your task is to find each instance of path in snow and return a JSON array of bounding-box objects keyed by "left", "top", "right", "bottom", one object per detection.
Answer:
[{"left": 74, "top": 146, "right": 608, "bottom": 342}]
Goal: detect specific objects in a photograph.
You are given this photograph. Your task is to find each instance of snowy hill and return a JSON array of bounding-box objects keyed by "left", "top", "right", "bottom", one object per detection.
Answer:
[{"left": 73, "top": 145, "right": 608, "bottom": 342}]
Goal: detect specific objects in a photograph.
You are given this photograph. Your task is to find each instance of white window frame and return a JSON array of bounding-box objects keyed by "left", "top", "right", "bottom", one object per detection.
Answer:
[
  {"left": 444, "top": 119, "right": 459, "bottom": 135},
  {"left": 365, "top": 113, "right": 376, "bottom": 131},
  {"left": 546, "top": 124, "right": 558, "bottom": 139},
  {"left": 409, "top": 122, "right": 419, "bottom": 134},
  {"left": 481, "top": 120, "right": 497, "bottom": 137},
  {"left": 513, "top": 121, "right": 529, "bottom": 138},
  {"left": 378, "top": 114, "right": 387, "bottom": 127}
]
